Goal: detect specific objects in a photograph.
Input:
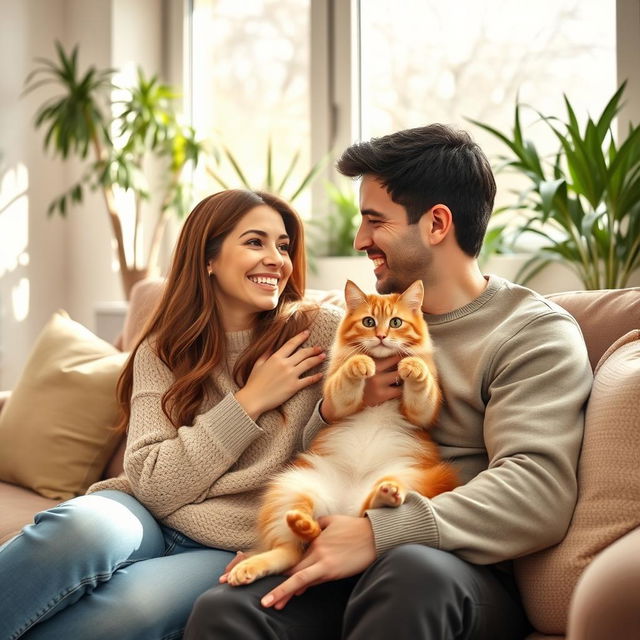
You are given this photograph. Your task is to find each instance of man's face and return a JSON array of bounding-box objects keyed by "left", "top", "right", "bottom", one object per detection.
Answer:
[{"left": 354, "top": 175, "right": 432, "bottom": 294}]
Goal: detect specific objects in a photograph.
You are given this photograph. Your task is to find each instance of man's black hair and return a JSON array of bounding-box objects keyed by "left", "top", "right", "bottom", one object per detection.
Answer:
[{"left": 336, "top": 124, "right": 496, "bottom": 257}]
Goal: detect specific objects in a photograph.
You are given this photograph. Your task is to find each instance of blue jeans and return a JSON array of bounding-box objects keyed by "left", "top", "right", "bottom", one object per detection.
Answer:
[{"left": 0, "top": 490, "right": 234, "bottom": 640}]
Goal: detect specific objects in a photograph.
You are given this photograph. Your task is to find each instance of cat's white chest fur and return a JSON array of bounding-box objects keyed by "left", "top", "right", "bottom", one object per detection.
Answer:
[{"left": 278, "top": 400, "right": 422, "bottom": 517}]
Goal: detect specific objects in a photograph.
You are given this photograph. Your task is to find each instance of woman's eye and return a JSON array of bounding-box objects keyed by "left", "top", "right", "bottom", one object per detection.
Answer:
[
  {"left": 389, "top": 317, "right": 403, "bottom": 328},
  {"left": 362, "top": 316, "right": 376, "bottom": 328},
  {"left": 246, "top": 238, "right": 262, "bottom": 247},
  {"left": 279, "top": 243, "right": 290, "bottom": 253}
]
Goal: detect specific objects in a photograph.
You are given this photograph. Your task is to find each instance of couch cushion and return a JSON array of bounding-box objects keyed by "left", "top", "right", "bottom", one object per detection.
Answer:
[
  {"left": 547, "top": 288, "right": 640, "bottom": 370},
  {"left": 514, "top": 329, "right": 640, "bottom": 635},
  {"left": 119, "top": 277, "right": 165, "bottom": 351},
  {"left": 0, "top": 481, "right": 59, "bottom": 545},
  {"left": 0, "top": 311, "right": 128, "bottom": 500}
]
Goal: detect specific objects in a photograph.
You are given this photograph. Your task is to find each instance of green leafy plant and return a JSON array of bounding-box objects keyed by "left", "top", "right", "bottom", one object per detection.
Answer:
[
  {"left": 471, "top": 82, "right": 640, "bottom": 289},
  {"left": 24, "top": 42, "right": 204, "bottom": 298},
  {"left": 478, "top": 222, "right": 508, "bottom": 269},
  {"left": 205, "top": 139, "right": 326, "bottom": 204},
  {"left": 307, "top": 181, "right": 360, "bottom": 258}
]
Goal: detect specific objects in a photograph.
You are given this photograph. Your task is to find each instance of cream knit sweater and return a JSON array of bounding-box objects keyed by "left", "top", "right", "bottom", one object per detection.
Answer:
[{"left": 89, "top": 305, "right": 343, "bottom": 550}]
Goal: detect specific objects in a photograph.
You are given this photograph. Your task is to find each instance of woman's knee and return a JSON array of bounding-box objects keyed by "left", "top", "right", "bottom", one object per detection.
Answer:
[{"left": 29, "top": 492, "right": 163, "bottom": 560}]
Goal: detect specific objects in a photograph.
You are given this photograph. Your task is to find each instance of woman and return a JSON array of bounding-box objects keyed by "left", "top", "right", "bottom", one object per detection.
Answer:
[{"left": 0, "top": 190, "right": 342, "bottom": 639}]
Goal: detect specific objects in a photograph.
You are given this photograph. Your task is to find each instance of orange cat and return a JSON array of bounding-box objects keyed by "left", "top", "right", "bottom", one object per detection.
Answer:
[{"left": 227, "top": 279, "right": 459, "bottom": 586}]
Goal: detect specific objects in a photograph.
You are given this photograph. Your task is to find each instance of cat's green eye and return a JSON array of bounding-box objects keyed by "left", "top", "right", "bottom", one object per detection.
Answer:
[
  {"left": 362, "top": 316, "right": 376, "bottom": 328},
  {"left": 389, "top": 317, "right": 403, "bottom": 328}
]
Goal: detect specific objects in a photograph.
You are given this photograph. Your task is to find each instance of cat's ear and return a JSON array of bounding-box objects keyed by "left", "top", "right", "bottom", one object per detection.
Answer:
[
  {"left": 344, "top": 280, "right": 367, "bottom": 310},
  {"left": 400, "top": 280, "right": 424, "bottom": 311}
]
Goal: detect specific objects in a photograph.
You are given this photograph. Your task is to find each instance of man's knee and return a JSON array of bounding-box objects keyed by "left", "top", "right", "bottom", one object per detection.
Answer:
[
  {"left": 368, "top": 543, "right": 463, "bottom": 593},
  {"left": 185, "top": 584, "right": 269, "bottom": 638},
  {"left": 187, "top": 588, "right": 220, "bottom": 630}
]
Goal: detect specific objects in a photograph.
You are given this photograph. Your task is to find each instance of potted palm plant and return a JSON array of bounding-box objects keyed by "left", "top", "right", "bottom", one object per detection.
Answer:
[
  {"left": 24, "top": 42, "right": 204, "bottom": 299},
  {"left": 472, "top": 82, "right": 640, "bottom": 289}
]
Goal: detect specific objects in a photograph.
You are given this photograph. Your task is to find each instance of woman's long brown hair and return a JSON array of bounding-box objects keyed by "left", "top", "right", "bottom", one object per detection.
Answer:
[{"left": 116, "top": 189, "right": 316, "bottom": 431}]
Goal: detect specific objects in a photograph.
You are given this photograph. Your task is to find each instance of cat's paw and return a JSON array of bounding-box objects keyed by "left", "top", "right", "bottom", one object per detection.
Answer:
[
  {"left": 345, "top": 355, "right": 376, "bottom": 380},
  {"left": 227, "top": 557, "right": 268, "bottom": 586},
  {"left": 286, "top": 509, "right": 321, "bottom": 541},
  {"left": 370, "top": 480, "right": 406, "bottom": 508},
  {"left": 398, "top": 356, "right": 429, "bottom": 384}
]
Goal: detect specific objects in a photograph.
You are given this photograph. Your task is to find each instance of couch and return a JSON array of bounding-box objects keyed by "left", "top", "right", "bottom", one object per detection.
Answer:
[{"left": 0, "top": 279, "right": 638, "bottom": 639}]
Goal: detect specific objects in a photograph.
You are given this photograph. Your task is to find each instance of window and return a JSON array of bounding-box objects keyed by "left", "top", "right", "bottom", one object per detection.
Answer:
[
  {"left": 358, "top": 0, "right": 616, "bottom": 210},
  {"left": 191, "top": 0, "right": 313, "bottom": 214},
  {"left": 189, "top": 1, "right": 619, "bottom": 217}
]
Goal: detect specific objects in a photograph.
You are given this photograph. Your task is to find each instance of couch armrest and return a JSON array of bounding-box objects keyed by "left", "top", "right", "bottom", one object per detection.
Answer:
[{"left": 0, "top": 390, "right": 11, "bottom": 414}]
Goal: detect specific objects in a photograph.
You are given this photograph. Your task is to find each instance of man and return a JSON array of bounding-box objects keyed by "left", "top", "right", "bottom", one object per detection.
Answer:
[{"left": 185, "top": 124, "right": 593, "bottom": 639}]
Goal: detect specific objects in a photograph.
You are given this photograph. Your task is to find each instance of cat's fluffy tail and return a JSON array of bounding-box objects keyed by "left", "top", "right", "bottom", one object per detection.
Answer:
[{"left": 417, "top": 461, "right": 459, "bottom": 498}]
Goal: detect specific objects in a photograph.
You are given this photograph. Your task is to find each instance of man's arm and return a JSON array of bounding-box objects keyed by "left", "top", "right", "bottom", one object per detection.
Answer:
[
  {"left": 366, "top": 313, "right": 592, "bottom": 564},
  {"left": 262, "top": 312, "right": 592, "bottom": 607}
]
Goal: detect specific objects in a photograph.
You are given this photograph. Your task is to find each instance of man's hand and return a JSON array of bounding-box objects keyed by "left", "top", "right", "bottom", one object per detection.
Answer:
[
  {"left": 362, "top": 354, "right": 403, "bottom": 407},
  {"left": 320, "top": 354, "right": 402, "bottom": 422},
  {"left": 260, "top": 515, "right": 376, "bottom": 610}
]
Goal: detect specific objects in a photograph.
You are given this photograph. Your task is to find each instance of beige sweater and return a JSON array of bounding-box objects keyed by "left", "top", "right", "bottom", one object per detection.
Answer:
[
  {"left": 359, "top": 275, "right": 593, "bottom": 565},
  {"left": 89, "top": 305, "right": 343, "bottom": 550}
]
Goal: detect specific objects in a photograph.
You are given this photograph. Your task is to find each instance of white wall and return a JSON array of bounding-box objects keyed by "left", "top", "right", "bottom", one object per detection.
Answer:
[
  {"left": 0, "top": 0, "right": 166, "bottom": 388},
  {"left": 0, "top": 0, "right": 68, "bottom": 389},
  {"left": 64, "top": 0, "right": 119, "bottom": 336},
  {"left": 65, "top": 0, "right": 164, "bottom": 333}
]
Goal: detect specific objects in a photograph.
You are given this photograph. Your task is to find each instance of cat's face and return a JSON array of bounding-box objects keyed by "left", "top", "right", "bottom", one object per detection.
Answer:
[{"left": 338, "top": 280, "right": 429, "bottom": 358}]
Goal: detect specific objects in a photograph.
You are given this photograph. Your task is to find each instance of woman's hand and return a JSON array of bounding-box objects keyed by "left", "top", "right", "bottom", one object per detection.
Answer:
[{"left": 235, "top": 330, "right": 326, "bottom": 420}]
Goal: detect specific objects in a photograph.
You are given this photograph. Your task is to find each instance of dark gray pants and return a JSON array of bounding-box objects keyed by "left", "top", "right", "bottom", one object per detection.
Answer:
[{"left": 184, "top": 544, "right": 532, "bottom": 640}]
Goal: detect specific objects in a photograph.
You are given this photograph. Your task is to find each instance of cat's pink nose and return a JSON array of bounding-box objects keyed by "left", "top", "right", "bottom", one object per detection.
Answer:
[{"left": 377, "top": 334, "right": 386, "bottom": 341}]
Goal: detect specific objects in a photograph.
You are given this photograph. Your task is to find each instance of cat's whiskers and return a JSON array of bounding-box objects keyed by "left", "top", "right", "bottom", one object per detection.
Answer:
[
  {"left": 398, "top": 344, "right": 414, "bottom": 356},
  {"left": 345, "top": 343, "right": 368, "bottom": 357}
]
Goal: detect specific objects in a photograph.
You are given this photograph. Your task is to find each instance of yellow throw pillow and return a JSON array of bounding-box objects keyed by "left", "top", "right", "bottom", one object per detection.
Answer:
[{"left": 0, "top": 311, "right": 128, "bottom": 500}]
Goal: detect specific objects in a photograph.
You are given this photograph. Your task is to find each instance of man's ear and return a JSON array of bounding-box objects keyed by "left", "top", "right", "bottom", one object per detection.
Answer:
[{"left": 418, "top": 204, "right": 453, "bottom": 247}]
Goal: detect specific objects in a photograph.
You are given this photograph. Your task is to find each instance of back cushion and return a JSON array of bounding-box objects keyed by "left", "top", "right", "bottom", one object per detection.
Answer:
[
  {"left": 547, "top": 288, "right": 640, "bottom": 370},
  {"left": 120, "top": 278, "right": 165, "bottom": 351},
  {"left": 514, "top": 330, "right": 640, "bottom": 634}
]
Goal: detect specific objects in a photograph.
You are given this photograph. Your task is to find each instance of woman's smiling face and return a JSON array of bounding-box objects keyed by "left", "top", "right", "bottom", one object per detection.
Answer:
[{"left": 208, "top": 204, "right": 293, "bottom": 330}]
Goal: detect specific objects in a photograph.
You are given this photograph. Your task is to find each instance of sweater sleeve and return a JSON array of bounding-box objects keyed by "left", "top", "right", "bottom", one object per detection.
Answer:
[
  {"left": 367, "top": 312, "right": 593, "bottom": 564},
  {"left": 123, "top": 341, "right": 264, "bottom": 518}
]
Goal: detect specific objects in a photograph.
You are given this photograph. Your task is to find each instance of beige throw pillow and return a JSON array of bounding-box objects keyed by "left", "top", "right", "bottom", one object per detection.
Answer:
[
  {"left": 514, "top": 329, "right": 640, "bottom": 634},
  {"left": 0, "top": 311, "right": 128, "bottom": 500}
]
